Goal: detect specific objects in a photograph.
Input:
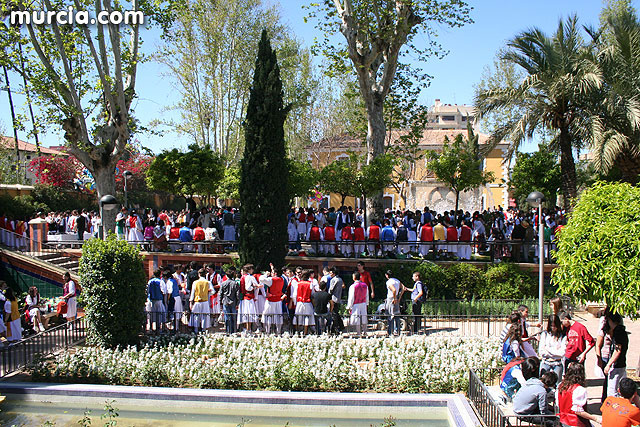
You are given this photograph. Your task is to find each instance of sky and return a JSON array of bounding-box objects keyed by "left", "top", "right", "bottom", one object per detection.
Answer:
[{"left": 1, "top": 0, "right": 637, "bottom": 154}]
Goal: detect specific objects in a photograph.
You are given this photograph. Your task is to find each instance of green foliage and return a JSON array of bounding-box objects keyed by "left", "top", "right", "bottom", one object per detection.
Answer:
[
  {"left": 239, "top": 31, "right": 289, "bottom": 271},
  {"left": 146, "top": 144, "right": 225, "bottom": 199},
  {"left": 217, "top": 167, "right": 240, "bottom": 202},
  {"left": 420, "top": 297, "right": 549, "bottom": 317},
  {"left": 444, "top": 263, "right": 486, "bottom": 300},
  {"left": 382, "top": 261, "right": 536, "bottom": 301},
  {"left": 287, "top": 159, "right": 319, "bottom": 201},
  {"left": 78, "top": 235, "right": 146, "bottom": 347},
  {"left": 426, "top": 125, "right": 494, "bottom": 211},
  {"left": 0, "top": 194, "right": 47, "bottom": 219},
  {"left": 552, "top": 181, "right": 640, "bottom": 315},
  {"left": 483, "top": 263, "right": 537, "bottom": 299},
  {"left": 509, "top": 144, "right": 562, "bottom": 207}
]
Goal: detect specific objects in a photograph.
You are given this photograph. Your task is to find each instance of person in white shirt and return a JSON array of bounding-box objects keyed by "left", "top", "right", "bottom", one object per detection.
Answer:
[{"left": 539, "top": 314, "right": 567, "bottom": 385}]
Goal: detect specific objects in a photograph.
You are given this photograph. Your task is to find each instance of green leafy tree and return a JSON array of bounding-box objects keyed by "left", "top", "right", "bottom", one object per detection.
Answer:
[
  {"left": 288, "top": 159, "right": 319, "bottom": 201},
  {"left": 552, "top": 181, "right": 640, "bottom": 316},
  {"left": 426, "top": 126, "right": 494, "bottom": 212},
  {"left": 508, "top": 144, "right": 562, "bottom": 207},
  {"left": 306, "top": 0, "right": 472, "bottom": 220},
  {"left": 354, "top": 153, "right": 395, "bottom": 224},
  {"left": 146, "top": 145, "right": 225, "bottom": 202},
  {"left": 79, "top": 236, "right": 146, "bottom": 347},
  {"left": 216, "top": 167, "right": 240, "bottom": 202},
  {"left": 475, "top": 16, "right": 600, "bottom": 210},
  {"left": 318, "top": 155, "right": 357, "bottom": 206},
  {"left": 0, "top": 0, "right": 171, "bottom": 233},
  {"left": 239, "top": 30, "right": 289, "bottom": 270}
]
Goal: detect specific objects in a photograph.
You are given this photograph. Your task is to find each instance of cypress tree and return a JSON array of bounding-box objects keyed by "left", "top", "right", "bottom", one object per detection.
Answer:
[{"left": 239, "top": 30, "right": 289, "bottom": 270}]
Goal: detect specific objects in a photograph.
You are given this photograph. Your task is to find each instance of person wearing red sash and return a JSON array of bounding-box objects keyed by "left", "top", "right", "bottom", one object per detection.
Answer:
[
  {"left": 306, "top": 220, "right": 323, "bottom": 255},
  {"left": 418, "top": 222, "right": 434, "bottom": 257},
  {"left": 127, "top": 211, "right": 144, "bottom": 243},
  {"left": 347, "top": 271, "right": 369, "bottom": 337},
  {"left": 557, "top": 363, "right": 602, "bottom": 426},
  {"left": 260, "top": 263, "right": 286, "bottom": 334},
  {"left": 445, "top": 222, "right": 458, "bottom": 258},
  {"left": 294, "top": 269, "right": 315, "bottom": 334},
  {"left": 366, "top": 221, "right": 381, "bottom": 256},
  {"left": 238, "top": 264, "right": 261, "bottom": 333},
  {"left": 296, "top": 208, "right": 307, "bottom": 239},
  {"left": 340, "top": 222, "right": 353, "bottom": 256},
  {"left": 322, "top": 223, "right": 336, "bottom": 255},
  {"left": 458, "top": 220, "right": 473, "bottom": 260},
  {"left": 352, "top": 220, "right": 366, "bottom": 256}
]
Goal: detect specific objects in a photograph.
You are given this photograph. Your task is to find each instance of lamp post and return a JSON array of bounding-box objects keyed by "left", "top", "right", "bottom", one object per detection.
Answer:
[
  {"left": 99, "top": 194, "right": 119, "bottom": 240},
  {"left": 123, "top": 170, "right": 133, "bottom": 209},
  {"left": 527, "top": 191, "right": 546, "bottom": 328}
]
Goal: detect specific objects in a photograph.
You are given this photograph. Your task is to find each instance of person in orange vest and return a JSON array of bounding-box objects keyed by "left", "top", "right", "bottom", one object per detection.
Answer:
[
  {"left": 366, "top": 220, "right": 381, "bottom": 256},
  {"left": 445, "top": 221, "right": 458, "bottom": 258},
  {"left": 352, "top": 220, "right": 366, "bottom": 257},
  {"left": 557, "top": 362, "right": 602, "bottom": 426},
  {"left": 294, "top": 269, "right": 315, "bottom": 335},
  {"left": 322, "top": 222, "right": 336, "bottom": 255},
  {"left": 306, "top": 220, "right": 323, "bottom": 255},
  {"left": 419, "top": 221, "right": 434, "bottom": 258},
  {"left": 458, "top": 219, "right": 473, "bottom": 260},
  {"left": 340, "top": 221, "right": 353, "bottom": 257}
]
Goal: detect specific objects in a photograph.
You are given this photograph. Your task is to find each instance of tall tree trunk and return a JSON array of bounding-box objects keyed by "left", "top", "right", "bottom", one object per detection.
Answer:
[
  {"left": 558, "top": 127, "right": 577, "bottom": 210},
  {"left": 93, "top": 164, "right": 118, "bottom": 237},
  {"left": 365, "top": 94, "right": 386, "bottom": 224},
  {"left": 18, "top": 43, "right": 40, "bottom": 156},
  {"left": 3, "top": 65, "right": 21, "bottom": 167}
]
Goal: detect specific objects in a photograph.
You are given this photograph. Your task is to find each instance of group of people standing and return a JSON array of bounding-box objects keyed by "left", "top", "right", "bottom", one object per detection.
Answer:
[{"left": 500, "top": 300, "right": 635, "bottom": 426}]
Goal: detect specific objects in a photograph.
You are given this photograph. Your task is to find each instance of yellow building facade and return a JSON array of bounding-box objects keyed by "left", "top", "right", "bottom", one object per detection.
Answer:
[{"left": 305, "top": 102, "right": 510, "bottom": 213}]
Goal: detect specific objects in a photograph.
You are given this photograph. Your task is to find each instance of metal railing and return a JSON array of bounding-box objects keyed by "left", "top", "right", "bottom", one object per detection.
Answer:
[
  {"left": 0, "top": 316, "right": 86, "bottom": 377},
  {"left": 469, "top": 368, "right": 560, "bottom": 427},
  {"left": 34, "top": 235, "right": 557, "bottom": 264},
  {"left": 142, "top": 309, "right": 509, "bottom": 337}
]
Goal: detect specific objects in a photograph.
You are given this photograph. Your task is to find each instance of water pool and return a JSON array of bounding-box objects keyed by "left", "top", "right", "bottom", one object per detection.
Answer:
[{"left": 0, "top": 383, "right": 479, "bottom": 426}]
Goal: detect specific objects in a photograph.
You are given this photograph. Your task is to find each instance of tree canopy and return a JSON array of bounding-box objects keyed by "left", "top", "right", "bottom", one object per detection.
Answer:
[
  {"left": 508, "top": 144, "right": 562, "bottom": 208},
  {"left": 552, "top": 181, "right": 640, "bottom": 315}
]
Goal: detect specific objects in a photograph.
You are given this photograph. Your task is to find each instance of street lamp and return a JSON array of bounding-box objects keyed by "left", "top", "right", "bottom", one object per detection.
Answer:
[
  {"left": 123, "top": 170, "right": 133, "bottom": 209},
  {"left": 99, "top": 194, "right": 119, "bottom": 240},
  {"left": 527, "top": 191, "right": 546, "bottom": 328}
]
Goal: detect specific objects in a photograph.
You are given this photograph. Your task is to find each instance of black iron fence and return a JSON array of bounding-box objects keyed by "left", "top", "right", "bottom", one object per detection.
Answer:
[
  {"left": 143, "top": 309, "right": 510, "bottom": 337},
  {"left": 469, "top": 368, "right": 560, "bottom": 427},
  {"left": 0, "top": 316, "right": 86, "bottom": 377}
]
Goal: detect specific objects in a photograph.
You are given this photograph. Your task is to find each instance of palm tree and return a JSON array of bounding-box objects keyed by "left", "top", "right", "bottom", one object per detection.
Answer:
[
  {"left": 587, "top": 11, "right": 640, "bottom": 184},
  {"left": 475, "top": 16, "right": 601, "bottom": 209}
]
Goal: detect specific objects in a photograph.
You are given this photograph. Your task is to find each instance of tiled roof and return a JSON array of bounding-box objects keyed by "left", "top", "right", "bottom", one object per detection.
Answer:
[{"left": 0, "top": 136, "right": 67, "bottom": 156}]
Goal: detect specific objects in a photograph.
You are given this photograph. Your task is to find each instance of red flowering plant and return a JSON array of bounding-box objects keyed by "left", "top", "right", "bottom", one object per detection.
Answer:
[{"left": 28, "top": 155, "right": 79, "bottom": 189}]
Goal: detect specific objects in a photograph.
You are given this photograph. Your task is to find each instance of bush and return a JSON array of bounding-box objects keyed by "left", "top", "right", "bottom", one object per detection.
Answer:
[
  {"left": 443, "top": 263, "right": 486, "bottom": 300},
  {"left": 79, "top": 235, "right": 147, "bottom": 347},
  {"left": 481, "top": 263, "right": 537, "bottom": 299},
  {"left": 552, "top": 181, "right": 640, "bottom": 315},
  {"left": 381, "top": 261, "right": 451, "bottom": 299}
]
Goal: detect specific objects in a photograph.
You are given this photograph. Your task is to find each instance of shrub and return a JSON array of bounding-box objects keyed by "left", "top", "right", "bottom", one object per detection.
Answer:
[
  {"left": 443, "top": 263, "right": 486, "bottom": 300},
  {"left": 481, "top": 263, "right": 537, "bottom": 299},
  {"left": 79, "top": 235, "right": 146, "bottom": 347},
  {"left": 381, "top": 261, "right": 451, "bottom": 299},
  {"left": 552, "top": 181, "right": 640, "bottom": 315}
]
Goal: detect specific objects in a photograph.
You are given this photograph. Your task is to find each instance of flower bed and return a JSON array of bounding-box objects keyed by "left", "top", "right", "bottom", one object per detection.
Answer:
[{"left": 30, "top": 334, "right": 500, "bottom": 393}]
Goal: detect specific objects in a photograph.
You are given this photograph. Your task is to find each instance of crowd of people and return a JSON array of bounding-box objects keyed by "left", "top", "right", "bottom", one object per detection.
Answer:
[
  {"left": 145, "top": 261, "right": 429, "bottom": 338},
  {"left": 499, "top": 301, "right": 637, "bottom": 426}
]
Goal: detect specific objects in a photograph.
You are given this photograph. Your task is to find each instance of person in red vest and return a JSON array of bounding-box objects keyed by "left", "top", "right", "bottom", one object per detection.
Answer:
[
  {"left": 306, "top": 220, "right": 323, "bottom": 255},
  {"left": 418, "top": 221, "right": 434, "bottom": 257},
  {"left": 238, "top": 264, "right": 261, "bottom": 334},
  {"left": 347, "top": 271, "right": 369, "bottom": 337},
  {"left": 366, "top": 220, "right": 381, "bottom": 257},
  {"left": 340, "top": 221, "right": 353, "bottom": 256},
  {"left": 294, "top": 269, "right": 315, "bottom": 334},
  {"left": 445, "top": 222, "right": 458, "bottom": 259},
  {"left": 322, "top": 223, "right": 336, "bottom": 255},
  {"left": 353, "top": 220, "right": 366, "bottom": 257},
  {"left": 458, "top": 220, "right": 473, "bottom": 260},
  {"left": 192, "top": 224, "right": 206, "bottom": 253},
  {"left": 557, "top": 362, "right": 602, "bottom": 426},
  {"left": 260, "top": 263, "right": 286, "bottom": 334}
]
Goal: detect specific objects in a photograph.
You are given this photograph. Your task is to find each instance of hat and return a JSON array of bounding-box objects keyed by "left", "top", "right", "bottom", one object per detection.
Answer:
[{"left": 522, "top": 220, "right": 529, "bottom": 228}]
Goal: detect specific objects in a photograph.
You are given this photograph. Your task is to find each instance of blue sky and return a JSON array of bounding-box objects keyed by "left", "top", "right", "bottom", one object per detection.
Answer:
[{"left": 1, "top": 0, "right": 636, "bottom": 153}]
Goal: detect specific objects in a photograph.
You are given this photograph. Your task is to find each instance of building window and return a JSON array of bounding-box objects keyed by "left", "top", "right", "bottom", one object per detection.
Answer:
[
  {"left": 461, "top": 116, "right": 467, "bottom": 122},
  {"left": 442, "top": 115, "right": 455, "bottom": 121},
  {"left": 383, "top": 195, "right": 393, "bottom": 210},
  {"left": 320, "top": 196, "right": 329, "bottom": 209},
  {"left": 26, "top": 155, "right": 31, "bottom": 159}
]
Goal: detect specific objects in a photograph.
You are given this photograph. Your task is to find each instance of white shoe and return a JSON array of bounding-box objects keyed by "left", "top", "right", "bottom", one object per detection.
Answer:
[{"left": 39, "top": 324, "right": 45, "bottom": 332}]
